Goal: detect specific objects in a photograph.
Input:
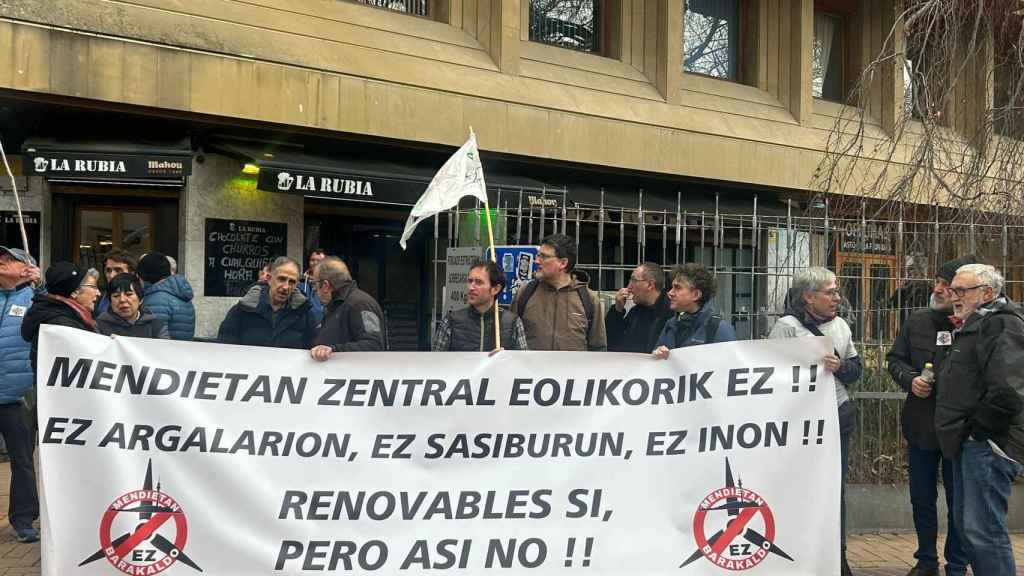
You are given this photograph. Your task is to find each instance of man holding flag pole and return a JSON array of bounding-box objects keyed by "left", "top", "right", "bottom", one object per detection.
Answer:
[{"left": 400, "top": 128, "right": 504, "bottom": 350}]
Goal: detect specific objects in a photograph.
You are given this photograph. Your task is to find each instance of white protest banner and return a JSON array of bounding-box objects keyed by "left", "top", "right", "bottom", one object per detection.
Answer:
[{"left": 38, "top": 326, "right": 840, "bottom": 576}]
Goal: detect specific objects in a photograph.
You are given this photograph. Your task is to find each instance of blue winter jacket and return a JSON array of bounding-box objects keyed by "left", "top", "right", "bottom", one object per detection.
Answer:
[
  {"left": 0, "top": 285, "right": 35, "bottom": 403},
  {"left": 656, "top": 302, "right": 737, "bottom": 349},
  {"left": 143, "top": 275, "right": 196, "bottom": 341}
]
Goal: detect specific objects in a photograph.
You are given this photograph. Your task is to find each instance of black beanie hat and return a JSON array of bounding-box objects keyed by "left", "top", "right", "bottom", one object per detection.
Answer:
[
  {"left": 937, "top": 254, "right": 980, "bottom": 283},
  {"left": 137, "top": 252, "right": 171, "bottom": 284},
  {"left": 45, "top": 261, "right": 86, "bottom": 297}
]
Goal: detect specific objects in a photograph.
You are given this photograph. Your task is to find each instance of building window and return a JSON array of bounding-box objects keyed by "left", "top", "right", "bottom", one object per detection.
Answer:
[
  {"left": 812, "top": 12, "right": 844, "bottom": 101},
  {"left": 529, "top": 0, "right": 602, "bottom": 54},
  {"left": 683, "top": 0, "right": 741, "bottom": 80},
  {"left": 351, "top": 0, "right": 429, "bottom": 17}
]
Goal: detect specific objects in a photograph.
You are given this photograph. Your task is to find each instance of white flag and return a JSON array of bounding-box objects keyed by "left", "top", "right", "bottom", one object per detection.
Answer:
[{"left": 400, "top": 130, "right": 488, "bottom": 249}]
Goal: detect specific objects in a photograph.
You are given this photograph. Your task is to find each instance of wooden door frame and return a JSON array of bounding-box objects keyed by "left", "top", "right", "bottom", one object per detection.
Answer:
[{"left": 73, "top": 205, "right": 155, "bottom": 265}]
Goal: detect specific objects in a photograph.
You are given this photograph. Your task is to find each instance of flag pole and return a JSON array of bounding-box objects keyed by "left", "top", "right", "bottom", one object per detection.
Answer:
[
  {"left": 482, "top": 195, "right": 501, "bottom": 350},
  {"left": 473, "top": 128, "right": 501, "bottom": 350}
]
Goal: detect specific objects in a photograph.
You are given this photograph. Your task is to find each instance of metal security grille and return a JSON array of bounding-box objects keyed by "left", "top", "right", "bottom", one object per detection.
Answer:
[
  {"left": 352, "top": 0, "right": 429, "bottom": 17},
  {"left": 430, "top": 191, "right": 1024, "bottom": 484},
  {"left": 529, "top": 0, "right": 601, "bottom": 53}
]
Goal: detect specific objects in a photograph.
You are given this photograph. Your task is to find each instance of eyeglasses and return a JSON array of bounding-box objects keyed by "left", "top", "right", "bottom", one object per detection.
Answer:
[
  {"left": 79, "top": 284, "right": 101, "bottom": 293},
  {"left": 535, "top": 252, "right": 559, "bottom": 262},
  {"left": 628, "top": 275, "right": 649, "bottom": 284},
  {"left": 815, "top": 288, "right": 842, "bottom": 297},
  {"left": 949, "top": 284, "right": 988, "bottom": 298}
]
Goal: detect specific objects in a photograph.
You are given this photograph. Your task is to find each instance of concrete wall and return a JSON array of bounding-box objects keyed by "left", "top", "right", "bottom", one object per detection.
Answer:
[
  {"left": 0, "top": 0, "right": 939, "bottom": 200},
  {"left": 180, "top": 153, "right": 304, "bottom": 339},
  {"left": 848, "top": 484, "right": 1024, "bottom": 533}
]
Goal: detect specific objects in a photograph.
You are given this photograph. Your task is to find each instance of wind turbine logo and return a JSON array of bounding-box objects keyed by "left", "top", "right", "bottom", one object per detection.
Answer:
[
  {"left": 80, "top": 459, "right": 203, "bottom": 575},
  {"left": 680, "top": 458, "right": 793, "bottom": 571}
]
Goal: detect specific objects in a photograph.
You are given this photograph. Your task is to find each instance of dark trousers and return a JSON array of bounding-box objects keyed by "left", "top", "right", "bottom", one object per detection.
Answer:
[
  {"left": 0, "top": 403, "right": 38, "bottom": 530},
  {"left": 908, "top": 443, "right": 967, "bottom": 574}
]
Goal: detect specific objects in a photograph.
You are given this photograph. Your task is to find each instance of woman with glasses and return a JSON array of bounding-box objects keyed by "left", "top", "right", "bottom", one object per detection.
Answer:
[{"left": 21, "top": 262, "right": 101, "bottom": 372}]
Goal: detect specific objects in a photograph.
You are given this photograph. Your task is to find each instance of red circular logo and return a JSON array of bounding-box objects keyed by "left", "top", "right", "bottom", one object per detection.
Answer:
[
  {"left": 692, "top": 486, "right": 777, "bottom": 571},
  {"left": 98, "top": 490, "right": 189, "bottom": 576}
]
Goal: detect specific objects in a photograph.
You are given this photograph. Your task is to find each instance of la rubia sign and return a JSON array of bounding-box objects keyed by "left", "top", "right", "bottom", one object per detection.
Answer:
[
  {"left": 26, "top": 152, "right": 192, "bottom": 181},
  {"left": 257, "top": 166, "right": 424, "bottom": 205}
]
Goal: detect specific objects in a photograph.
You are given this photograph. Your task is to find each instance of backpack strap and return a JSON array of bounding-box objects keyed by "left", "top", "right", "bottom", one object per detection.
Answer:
[
  {"left": 515, "top": 280, "right": 540, "bottom": 316},
  {"left": 517, "top": 279, "right": 594, "bottom": 336},
  {"left": 576, "top": 285, "right": 595, "bottom": 336},
  {"left": 705, "top": 313, "right": 722, "bottom": 343}
]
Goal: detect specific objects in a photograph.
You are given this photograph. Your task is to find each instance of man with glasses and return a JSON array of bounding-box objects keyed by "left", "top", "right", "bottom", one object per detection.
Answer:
[
  {"left": 309, "top": 256, "right": 385, "bottom": 361},
  {"left": 886, "top": 255, "right": 976, "bottom": 576},
  {"left": 935, "top": 263, "right": 1024, "bottom": 576},
  {"left": 605, "top": 262, "right": 672, "bottom": 353},
  {"left": 511, "top": 234, "right": 606, "bottom": 351},
  {"left": 768, "top": 266, "right": 861, "bottom": 576}
]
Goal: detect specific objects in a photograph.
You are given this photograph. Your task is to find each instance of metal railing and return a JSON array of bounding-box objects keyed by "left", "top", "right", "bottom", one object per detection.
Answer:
[{"left": 430, "top": 189, "right": 1024, "bottom": 484}]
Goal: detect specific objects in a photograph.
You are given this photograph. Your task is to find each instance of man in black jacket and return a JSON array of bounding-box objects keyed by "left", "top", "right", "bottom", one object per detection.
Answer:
[
  {"left": 886, "top": 255, "right": 975, "bottom": 576},
  {"left": 936, "top": 263, "right": 1024, "bottom": 576},
  {"left": 605, "top": 262, "right": 671, "bottom": 353},
  {"left": 310, "top": 257, "right": 385, "bottom": 360},
  {"left": 217, "top": 257, "right": 318, "bottom": 349},
  {"left": 433, "top": 260, "right": 527, "bottom": 352}
]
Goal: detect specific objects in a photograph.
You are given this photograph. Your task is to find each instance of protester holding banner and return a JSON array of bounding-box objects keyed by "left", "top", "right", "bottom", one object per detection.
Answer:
[
  {"left": 433, "top": 259, "right": 528, "bottom": 352},
  {"left": 138, "top": 252, "right": 195, "bottom": 341},
  {"left": 511, "top": 234, "right": 606, "bottom": 351},
  {"left": 886, "top": 256, "right": 975, "bottom": 576},
  {"left": 95, "top": 249, "right": 136, "bottom": 316},
  {"left": 309, "top": 257, "right": 385, "bottom": 360},
  {"left": 652, "top": 264, "right": 736, "bottom": 358},
  {"left": 606, "top": 262, "right": 672, "bottom": 354},
  {"left": 96, "top": 273, "right": 170, "bottom": 339},
  {"left": 768, "top": 266, "right": 861, "bottom": 576},
  {"left": 0, "top": 246, "right": 40, "bottom": 544},
  {"left": 22, "top": 262, "right": 100, "bottom": 372},
  {"left": 217, "top": 256, "right": 319, "bottom": 349},
  {"left": 936, "top": 263, "right": 1024, "bottom": 576}
]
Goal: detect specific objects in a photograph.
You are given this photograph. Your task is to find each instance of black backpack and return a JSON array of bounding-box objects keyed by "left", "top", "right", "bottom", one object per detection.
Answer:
[{"left": 516, "top": 280, "right": 595, "bottom": 335}]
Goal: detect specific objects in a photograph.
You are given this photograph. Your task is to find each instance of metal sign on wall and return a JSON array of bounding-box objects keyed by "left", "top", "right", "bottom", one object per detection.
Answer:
[
  {"left": 25, "top": 152, "right": 192, "bottom": 183},
  {"left": 0, "top": 211, "right": 41, "bottom": 261},
  {"left": 257, "top": 167, "right": 424, "bottom": 206},
  {"left": 204, "top": 218, "right": 287, "bottom": 297}
]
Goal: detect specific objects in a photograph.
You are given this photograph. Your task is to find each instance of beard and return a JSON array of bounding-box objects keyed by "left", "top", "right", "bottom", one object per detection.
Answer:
[{"left": 929, "top": 292, "right": 952, "bottom": 313}]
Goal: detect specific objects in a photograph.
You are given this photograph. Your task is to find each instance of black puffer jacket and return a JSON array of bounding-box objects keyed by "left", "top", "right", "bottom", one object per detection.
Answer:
[
  {"left": 217, "top": 285, "right": 318, "bottom": 349},
  {"left": 605, "top": 293, "right": 672, "bottom": 353},
  {"left": 312, "top": 281, "right": 385, "bottom": 352},
  {"left": 935, "top": 297, "right": 1024, "bottom": 461},
  {"left": 21, "top": 295, "right": 97, "bottom": 371},
  {"left": 886, "top": 307, "right": 955, "bottom": 450},
  {"left": 96, "top": 310, "right": 170, "bottom": 339}
]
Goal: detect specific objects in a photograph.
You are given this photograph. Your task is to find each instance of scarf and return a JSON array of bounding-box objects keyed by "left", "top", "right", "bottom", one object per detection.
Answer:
[{"left": 51, "top": 294, "right": 97, "bottom": 330}]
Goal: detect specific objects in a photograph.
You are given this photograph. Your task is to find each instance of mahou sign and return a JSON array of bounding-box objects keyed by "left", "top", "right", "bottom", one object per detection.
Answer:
[{"left": 26, "top": 152, "right": 192, "bottom": 182}]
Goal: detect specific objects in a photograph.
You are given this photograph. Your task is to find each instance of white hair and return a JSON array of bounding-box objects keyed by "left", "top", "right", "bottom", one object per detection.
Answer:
[
  {"left": 792, "top": 267, "right": 837, "bottom": 296},
  {"left": 166, "top": 255, "right": 177, "bottom": 274},
  {"left": 957, "top": 263, "right": 1004, "bottom": 296}
]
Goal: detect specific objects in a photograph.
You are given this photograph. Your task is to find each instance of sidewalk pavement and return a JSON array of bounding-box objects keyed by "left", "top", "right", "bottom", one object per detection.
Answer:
[{"left": 0, "top": 462, "right": 1020, "bottom": 575}]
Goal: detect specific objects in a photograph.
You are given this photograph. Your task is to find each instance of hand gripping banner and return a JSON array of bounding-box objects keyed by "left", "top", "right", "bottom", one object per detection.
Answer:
[{"left": 37, "top": 326, "right": 840, "bottom": 575}]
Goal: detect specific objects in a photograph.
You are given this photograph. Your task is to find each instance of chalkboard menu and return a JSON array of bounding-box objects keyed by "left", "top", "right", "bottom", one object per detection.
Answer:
[
  {"left": 204, "top": 218, "right": 287, "bottom": 297},
  {"left": 1, "top": 211, "right": 41, "bottom": 262}
]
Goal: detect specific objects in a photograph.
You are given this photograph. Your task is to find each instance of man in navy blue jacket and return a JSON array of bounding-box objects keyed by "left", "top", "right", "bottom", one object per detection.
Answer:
[
  {"left": 0, "top": 246, "right": 40, "bottom": 543},
  {"left": 652, "top": 263, "right": 736, "bottom": 357}
]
